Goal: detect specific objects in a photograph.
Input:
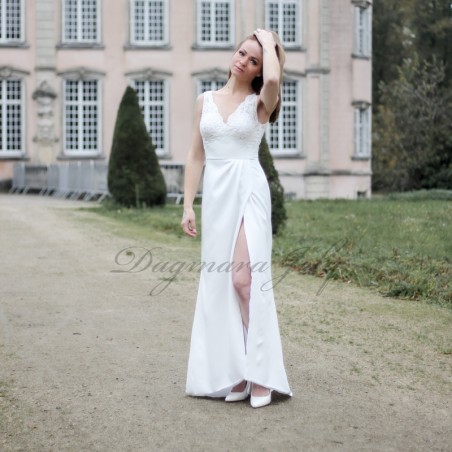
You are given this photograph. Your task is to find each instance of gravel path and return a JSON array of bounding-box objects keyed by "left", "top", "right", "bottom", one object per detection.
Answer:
[{"left": 0, "top": 193, "right": 451, "bottom": 451}]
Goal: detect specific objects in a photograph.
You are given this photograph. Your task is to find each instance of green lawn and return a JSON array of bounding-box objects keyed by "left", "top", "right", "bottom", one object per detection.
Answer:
[
  {"left": 273, "top": 197, "right": 451, "bottom": 308},
  {"left": 82, "top": 192, "right": 452, "bottom": 308}
]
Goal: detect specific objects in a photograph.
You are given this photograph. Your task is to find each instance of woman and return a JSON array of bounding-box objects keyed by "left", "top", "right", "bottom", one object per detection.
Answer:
[{"left": 181, "top": 29, "right": 292, "bottom": 408}]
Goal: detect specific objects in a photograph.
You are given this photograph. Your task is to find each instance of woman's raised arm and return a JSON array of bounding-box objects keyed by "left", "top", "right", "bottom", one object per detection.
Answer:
[{"left": 254, "top": 29, "right": 280, "bottom": 119}]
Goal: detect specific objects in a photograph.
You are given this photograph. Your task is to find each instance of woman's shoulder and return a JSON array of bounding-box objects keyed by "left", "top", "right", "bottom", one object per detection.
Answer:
[
  {"left": 196, "top": 91, "right": 213, "bottom": 104},
  {"left": 195, "top": 91, "right": 209, "bottom": 107},
  {"left": 193, "top": 92, "right": 207, "bottom": 118}
]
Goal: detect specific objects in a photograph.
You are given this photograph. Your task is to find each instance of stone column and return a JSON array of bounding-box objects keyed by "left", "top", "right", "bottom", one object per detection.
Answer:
[
  {"left": 304, "top": 0, "right": 331, "bottom": 198},
  {"left": 33, "top": 0, "right": 58, "bottom": 163}
]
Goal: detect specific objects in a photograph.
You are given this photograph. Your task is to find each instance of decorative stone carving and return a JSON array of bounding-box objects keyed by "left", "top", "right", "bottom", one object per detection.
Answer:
[
  {"left": 0, "top": 67, "right": 13, "bottom": 78},
  {"left": 57, "top": 67, "right": 105, "bottom": 81},
  {"left": 125, "top": 67, "right": 172, "bottom": 82},
  {"left": 192, "top": 67, "right": 228, "bottom": 81},
  {"left": 351, "top": 0, "right": 372, "bottom": 8},
  {"left": 0, "top": 66, "right": 30, "bottom": 79},
  {"left": 32, "top": 81, "right": 58, "bottom": 144},
  {"left": 352, "top": 100, "right": 371, "bottom": 109}
]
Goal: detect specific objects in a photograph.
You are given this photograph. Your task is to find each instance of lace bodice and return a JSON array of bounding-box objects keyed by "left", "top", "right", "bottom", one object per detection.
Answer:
[{"left": 200, "top": 91, "right": 266, "bottom": 160}]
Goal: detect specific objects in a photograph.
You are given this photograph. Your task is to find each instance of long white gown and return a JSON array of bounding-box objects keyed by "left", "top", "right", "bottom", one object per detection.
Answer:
[{"left": 185, "top": 90, "right": 292, "bottom": 398}]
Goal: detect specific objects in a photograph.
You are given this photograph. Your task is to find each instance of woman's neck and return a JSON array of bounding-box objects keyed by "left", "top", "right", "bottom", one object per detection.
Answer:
[{"left": 222, "top": 77, "right": 254, "bottom": 96}]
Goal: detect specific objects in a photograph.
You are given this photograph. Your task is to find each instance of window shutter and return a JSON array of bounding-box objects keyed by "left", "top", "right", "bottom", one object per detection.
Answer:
[
  {"left": 354, "top": 108, "right": 361, "bottom": 155},
  {"left": 365, "top": 108, "right": 371, "bottom": 156},
  {"left": 366, "top": 6, "right": 372, "bottom": 56},
  {"left": 354, "top": 7, "right": 360, "bottom": 54}
]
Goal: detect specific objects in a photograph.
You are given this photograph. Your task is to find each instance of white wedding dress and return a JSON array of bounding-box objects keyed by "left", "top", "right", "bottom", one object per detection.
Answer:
[{"left": 185, "top": 90, "right": 292, "bottom": 398}]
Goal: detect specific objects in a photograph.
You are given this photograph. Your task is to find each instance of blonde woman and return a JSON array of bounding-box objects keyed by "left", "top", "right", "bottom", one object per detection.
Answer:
[{"left": 182, "top": 29, "right": 292, "bottom": 408}]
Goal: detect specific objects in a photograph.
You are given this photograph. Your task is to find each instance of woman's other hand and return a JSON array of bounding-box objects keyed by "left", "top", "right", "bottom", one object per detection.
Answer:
[{"left": 181, "top": 207, "right": 197, "bottom": 237}]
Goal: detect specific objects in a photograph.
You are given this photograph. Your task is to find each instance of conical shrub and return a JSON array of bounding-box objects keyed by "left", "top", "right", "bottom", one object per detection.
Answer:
[
  {"left": 108, "top": 86, "right": 167, "bottom": 207},
  {"left": 258, "top": 134, "right": 287, "bottom": 235}
]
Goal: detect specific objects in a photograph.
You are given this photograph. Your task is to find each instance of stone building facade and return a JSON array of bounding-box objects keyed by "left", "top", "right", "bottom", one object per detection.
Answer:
[{"left": 0, "top": 0, "right": 372, "bottom": 199}]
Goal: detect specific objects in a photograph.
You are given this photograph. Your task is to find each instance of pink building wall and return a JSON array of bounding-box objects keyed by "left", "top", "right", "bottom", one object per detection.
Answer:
[{"left": 0, "top": 0, "right": 372, "bottom": 199}]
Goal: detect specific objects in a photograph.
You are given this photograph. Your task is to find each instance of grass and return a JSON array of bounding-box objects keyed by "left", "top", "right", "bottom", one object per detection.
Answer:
[
  {"left": 77, "top": 198, "right": 200, "bottom": 247},
  {"left": 80, "top": 191, "right": 452, "bottom": 308},
  {"left": 273, "top": 196, "right": 451, "bottom": 308},
  {"left": 386, "top": 189, "right": 452, "bottom": 201}
]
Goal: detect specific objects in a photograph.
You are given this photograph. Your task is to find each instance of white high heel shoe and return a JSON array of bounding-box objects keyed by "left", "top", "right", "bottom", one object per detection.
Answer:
[
  {"left": 225, "top": 381, "right": 251, "bottom": 402},
  {"left": 250, "top": 385, "right": 273, "bottom": 408}
]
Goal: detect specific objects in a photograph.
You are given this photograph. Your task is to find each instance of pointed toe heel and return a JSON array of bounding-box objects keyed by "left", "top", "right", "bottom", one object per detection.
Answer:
[
  {"left": 250, "top": 389, "right": 273, "bottom": 408},
  {"left": 225, "top": 381, "right": 251, "bottom": 402}
]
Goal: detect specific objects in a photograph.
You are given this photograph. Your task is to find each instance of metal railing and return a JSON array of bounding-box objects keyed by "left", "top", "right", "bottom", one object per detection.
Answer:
[
  {"left": 9, "top": 161, "right": 200, "bottom": 204},
  {"left": 12, "top": 164, "right": 48, "bottom": 194}
]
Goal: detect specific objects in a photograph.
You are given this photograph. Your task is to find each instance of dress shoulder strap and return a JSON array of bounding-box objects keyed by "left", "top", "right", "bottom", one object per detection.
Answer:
[
  {"left": 250, "top": 93, "right": 267, "bottom": 127},
  {"left": 202, "top": 90, "right": 214, "bottom": 108}
]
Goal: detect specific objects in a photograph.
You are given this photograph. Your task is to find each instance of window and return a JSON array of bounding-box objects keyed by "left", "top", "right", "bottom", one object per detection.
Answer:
[
  {"left": 194, "top": 68, "right": 228, "bottom": 95},
  {"left": 0, "top": 0, "right": 24, "bottom": 43},
  {"left": 197, "top": 79, "right": 226, "bottom": 95},
  {"left": 354, "top": 5, "right": 371, "bottom": 57},
  {"left": 0, "top": 78, "right": 24, "bottom": 157},
  {"left": 130, "top": 0, "right": 169, "bottom": 45},
  {"left": 132, "top": 79, "right": 168, "bottom": 156},
  {"left": 265, "top": 0, "right": 301, "bottom": 47},
  {"left": 268, "top": 80, "right": 300, "bottom": 155},
  {"left": 197, "top": 0, "right": 234, "bottom": 47},
  {"left": 354, "top": 106, "right": 371, "bottom": 157},
  {"left": 62, "top": 0, "right": 100, "bottom": 43},
  {"left": 63, "top": 79, "right": 101, "bottom": 156}
]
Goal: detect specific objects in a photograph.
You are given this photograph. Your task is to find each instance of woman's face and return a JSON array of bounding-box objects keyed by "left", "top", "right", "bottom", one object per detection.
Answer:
[{"left": 230, "top": 39, "right": 263, "bottom": 83}]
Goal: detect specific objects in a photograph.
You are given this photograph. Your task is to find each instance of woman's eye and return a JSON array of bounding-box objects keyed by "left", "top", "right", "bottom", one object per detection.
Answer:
[{"left": 238, "top": 50, "right": 244, "bottom": 55}]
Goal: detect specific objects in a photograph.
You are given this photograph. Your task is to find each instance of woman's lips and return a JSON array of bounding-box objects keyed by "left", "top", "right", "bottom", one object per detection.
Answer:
[{"left": 234, "top": 65, "right": 244, "bottom": 73}]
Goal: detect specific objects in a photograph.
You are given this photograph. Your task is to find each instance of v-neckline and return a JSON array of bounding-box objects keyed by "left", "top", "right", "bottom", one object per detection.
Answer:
[{"left": 210, "top": 91, "right": 254, "bottom": 125}]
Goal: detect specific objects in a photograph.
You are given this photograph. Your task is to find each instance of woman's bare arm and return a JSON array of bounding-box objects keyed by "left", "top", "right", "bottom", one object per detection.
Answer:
[
  {"left": 255, "top": 30, "right": 280, "bottom": 120},
  {"left": 181, "top": 94, "right": 205, "bottom": 237}
]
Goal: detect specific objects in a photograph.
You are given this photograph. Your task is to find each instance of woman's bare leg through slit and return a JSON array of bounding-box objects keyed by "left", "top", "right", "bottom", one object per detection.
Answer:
[
  {"left": 232, "top": 218, "right": 251, "bottom": 330},
  {"left": 230, "top": 218, "right": 270, "bottom": 397}
]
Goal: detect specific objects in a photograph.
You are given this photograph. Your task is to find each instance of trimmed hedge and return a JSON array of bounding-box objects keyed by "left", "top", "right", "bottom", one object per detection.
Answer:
[
  {"left": 258, "top": 134, "right": 287, "bottom": 235},
  {"left": 108, "top": 86, "right": 166, "bottom": 208}
]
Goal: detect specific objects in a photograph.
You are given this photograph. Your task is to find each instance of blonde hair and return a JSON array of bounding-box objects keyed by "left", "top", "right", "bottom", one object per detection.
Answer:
[{"left": 228, "top": 31, "right": 286, "bottom": 123}]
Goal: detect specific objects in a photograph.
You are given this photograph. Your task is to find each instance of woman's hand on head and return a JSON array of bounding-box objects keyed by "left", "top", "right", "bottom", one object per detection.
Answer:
[
  {"left": 181, "top": 207, "right": 197, "bottom": 238},
  {"left": 253, "top": 29, "right": 276, "bottom": 47}
]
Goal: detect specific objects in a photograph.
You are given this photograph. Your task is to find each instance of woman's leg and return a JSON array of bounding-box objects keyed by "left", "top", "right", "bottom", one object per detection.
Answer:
[
  {"left": 232, "top": 218, "right": 251, "bottom": 329},
  {"left": 231, "top": 219, "right": 270, "bottom": 397},
  {"left": 230, "top": 219, "right": 251, "bottom": 392}
]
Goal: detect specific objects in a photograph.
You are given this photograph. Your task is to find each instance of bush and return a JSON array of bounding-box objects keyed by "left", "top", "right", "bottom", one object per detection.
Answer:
[
  {"left": 108, "top": 86, "right": 167, "bottom": 207},
  {"left": 372, "top": 56, "right": 452, "bottom": 192},
  {"left": 258, "top": 134, "right": 287, "bottom": 235}
]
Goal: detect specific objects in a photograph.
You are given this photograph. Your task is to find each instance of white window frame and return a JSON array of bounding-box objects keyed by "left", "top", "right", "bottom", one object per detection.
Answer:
[
  {"left": 196, "top": 78, "right": 227, "bottom": 96},
  {"left": 130, "top": 0, "right": 169, "bottom": 46},
  {"left": 267, "top": 79, "right": 301, "bottom": 156},
  {"left": 0, "top": 77, "right": 25, "bottom": 157},
  {"left": 62, "top": 77, "right": 102, "bottom": 157},
  {"left": 131, "top": 78, "right": 170, "bottom": 157},
  {"left": 265, "top": 0, "right": 301, "bottom": 48},
  {"left": 196, "top": 0, "right": 234, "bottom": 47},
  {"left": 354, "top": 106, "right": 371, "bottom": 158},
  {"left": 62, "top": 0, "right": 101, "bottom": 44},
  {"left": 0, "top": 0, "right": 25, "bottom": 44},
  {"left": 354, "top": 4, "right": 372, "bottom": 57}
]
